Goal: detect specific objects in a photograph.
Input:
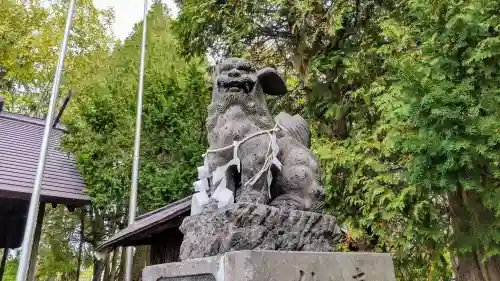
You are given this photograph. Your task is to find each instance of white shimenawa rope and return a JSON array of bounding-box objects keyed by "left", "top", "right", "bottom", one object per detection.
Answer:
[{"left": 190, "top": 123, "right": 287, "bottom": 215}]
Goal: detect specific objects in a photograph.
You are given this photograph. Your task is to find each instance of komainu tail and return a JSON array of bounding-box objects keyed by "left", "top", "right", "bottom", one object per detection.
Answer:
[{"left": 274, "top": 112, "right": 310, "bottom": 147}]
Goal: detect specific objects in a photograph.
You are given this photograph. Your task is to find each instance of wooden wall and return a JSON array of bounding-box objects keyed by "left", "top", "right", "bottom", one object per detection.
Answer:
[{"left": 148, "top": 228, "right": 184, "bottom": 265}]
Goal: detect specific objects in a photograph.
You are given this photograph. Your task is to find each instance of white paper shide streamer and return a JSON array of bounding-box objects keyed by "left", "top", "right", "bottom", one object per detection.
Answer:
[
  {"left": 191, "top": 155, "right": 210, "bottom": 215},
  {"left": 191, "top": 125, "right": 283, "bottom": 214}
]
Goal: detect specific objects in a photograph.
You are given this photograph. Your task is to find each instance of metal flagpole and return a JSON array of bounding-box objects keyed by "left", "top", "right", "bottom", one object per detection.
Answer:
[
  {"left": 15, "top": 0, "right": 77, "bottom": 280},
  {"left": 125, "top": 0, "right": 148, "bottom": 280}
]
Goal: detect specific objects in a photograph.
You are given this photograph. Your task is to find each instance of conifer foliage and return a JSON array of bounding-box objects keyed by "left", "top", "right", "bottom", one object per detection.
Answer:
[
  {"left": 176, "top": 0, "right": 500, "bottom": 280},
  {"left": 64, "top": 2, "right": 211, "bottom": 212}
]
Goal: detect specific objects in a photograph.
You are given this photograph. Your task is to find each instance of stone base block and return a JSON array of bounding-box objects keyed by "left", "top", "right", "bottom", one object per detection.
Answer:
[
  {"left": 179, "top": 203, "right": 344, "bottom": 260},
  {"left": 143, "top": 250, "right": 396, "bottom": 281}
]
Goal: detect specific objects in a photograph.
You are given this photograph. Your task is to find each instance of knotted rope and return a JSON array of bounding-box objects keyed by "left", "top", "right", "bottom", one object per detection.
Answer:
[{"left": 191, "top": 123, "right": 287, "bottom": 213}]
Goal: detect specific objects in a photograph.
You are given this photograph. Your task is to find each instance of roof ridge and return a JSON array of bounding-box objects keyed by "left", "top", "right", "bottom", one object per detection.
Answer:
[
  {"left": 135, "top": 195, "right": 192, "bottom": 220},
  {"left": 0, "top": 111, "right": 67, "bottom": 131}
]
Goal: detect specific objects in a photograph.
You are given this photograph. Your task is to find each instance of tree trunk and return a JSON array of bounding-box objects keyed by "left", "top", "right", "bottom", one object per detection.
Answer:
[
  {"left": 108, "top": 248, "right": 119, "bottom": 281},
  {"left": 103, "top": 253, "right": 111, "bottom": 281},
  {"left": 102, "top": 215, "right": 120, "bottom": 281},
  {"left": 454, "top": 254, "right": 500, "bottom": 281},
  {"left": 92, "top": 257, "right": 105, "bottom": 281},
  {"left": 76, "top": 207, "right": 85, "bottom": 281},
  {"left": 117, "top": 246, "right": 127, "bottom": 281},
  {"left": 91, "top": 207, "right": 106, "bottom": 281},
  {"left": 332, "top": 107, "right": 350, "bottom": 140},
  {"left": 449, "top": 189, "right": 500, "bottom": 281}
]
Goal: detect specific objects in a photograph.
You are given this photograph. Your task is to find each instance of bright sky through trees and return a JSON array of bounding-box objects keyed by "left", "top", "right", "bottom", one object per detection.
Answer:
[{"left": 92, "top": 0, "right": 178, "bottom": 40}]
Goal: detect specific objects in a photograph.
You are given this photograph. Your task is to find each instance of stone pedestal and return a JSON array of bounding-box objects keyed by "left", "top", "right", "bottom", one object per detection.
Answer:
[
  {"left": 179, "top": 203, "right": 344, "bottom": 260},
  {"left": 142, "top": 250, "right": 396, "bottom": 281}
]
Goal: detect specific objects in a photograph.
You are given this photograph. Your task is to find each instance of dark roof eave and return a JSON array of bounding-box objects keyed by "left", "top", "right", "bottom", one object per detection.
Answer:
[
  {"left": 0, "top": 184, "right": 90, "bottom": 206},
  {"left": 0, "top": 111, "right": 87, "bottom": 204},
  {"left": 0, "top": 112, "right": 67, "bottom": 131},
  {"left": 95, "top": 196, "right": 192, "bottom": 252}
]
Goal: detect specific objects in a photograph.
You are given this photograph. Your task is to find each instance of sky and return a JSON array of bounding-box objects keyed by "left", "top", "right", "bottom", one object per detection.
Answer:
[{"left": 92, "top": 0, "right": 179, "bottom": 41}]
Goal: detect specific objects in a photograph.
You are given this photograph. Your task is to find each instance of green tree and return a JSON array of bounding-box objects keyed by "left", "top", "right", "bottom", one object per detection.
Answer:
[
  {"left": 1, "top": 1, "right": 115, "bottom": 280},
  {"left": 35, "top": 206, "right": 91, "bottom": 281},
  {"left": 317, "top": 0, "right": 500, "bottom": 280},
  {"left": 63, "top": 3, "right": 211, "bottom": 279},
  {"left": 175, "top": 0, "right": 389, "bottom": 138},
  {"left": 377, "top": 1, "right": 500, "bottom": 280},
  {"left": 0, "top": 0, "right": 114, "bottom": 116},
  {"left": 63, "top": 1, "right": 210, "bottom": 215},
  {"left": 176, "top": 0, "right": 500, "bottom": 281}
]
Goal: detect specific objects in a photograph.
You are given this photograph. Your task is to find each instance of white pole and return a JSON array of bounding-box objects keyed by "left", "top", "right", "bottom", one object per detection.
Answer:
[
  {"left": 15, "top": 0, "right": 76, "bottom": 281},
  {"left": 125, "top": 0, "right": 148, "bottom": 280}
]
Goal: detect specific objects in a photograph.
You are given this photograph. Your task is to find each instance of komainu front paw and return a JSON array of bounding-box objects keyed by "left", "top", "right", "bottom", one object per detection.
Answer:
[
  {"left": 236, "top": 189, "right": 269, "bottom": 205},
  {"left": 270, "top": 194, "right": 305, "bottom": 210}
]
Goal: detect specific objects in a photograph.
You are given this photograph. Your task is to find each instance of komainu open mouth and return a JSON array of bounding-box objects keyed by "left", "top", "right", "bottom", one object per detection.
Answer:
[{"left": 218, "top": 79, "right": 254, "bottom": 94}]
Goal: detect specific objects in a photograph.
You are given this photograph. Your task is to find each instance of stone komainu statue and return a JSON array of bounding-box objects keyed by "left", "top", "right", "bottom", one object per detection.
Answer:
[{"left": 194, "top": 57, "right": 324, "bottom": 213}]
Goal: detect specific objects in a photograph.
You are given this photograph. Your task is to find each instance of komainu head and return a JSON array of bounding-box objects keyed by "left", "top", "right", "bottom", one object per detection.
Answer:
[{"left": 211, "top": 57, "right": 288, "bottom": 105}]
